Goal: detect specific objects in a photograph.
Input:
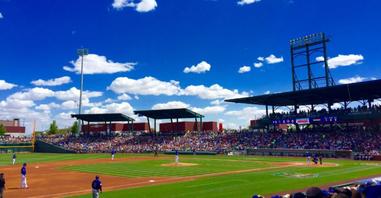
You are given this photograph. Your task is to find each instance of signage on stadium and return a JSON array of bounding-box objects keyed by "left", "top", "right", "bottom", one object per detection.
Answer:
[{"left": 272, "top": 116, "right": 338, "bottom": 125}]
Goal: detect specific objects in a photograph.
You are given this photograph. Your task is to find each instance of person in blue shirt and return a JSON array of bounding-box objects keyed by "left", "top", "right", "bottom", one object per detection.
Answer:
[
  {"left": 306, "top": 151, "right": 311, "bottom": 165},
  {"left": 111, "top": 148, "right": 116, "bottom": 161},
  {"left": 12, "top": 153, "right": 16, "bottom": 165},
  {"left": 20, "top": 163, "right": 28, "bottom": 189},
  {"left": 175, "top": 150, "right": 179, "bottom": 164},
  {"left": 91, "top": 176, "right": 102, "bottom": 198}
]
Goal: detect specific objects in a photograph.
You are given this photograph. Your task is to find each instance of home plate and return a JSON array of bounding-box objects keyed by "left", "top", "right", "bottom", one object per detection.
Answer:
[{"left": 149, "top": 180, "right": 155, "bottom": 183}]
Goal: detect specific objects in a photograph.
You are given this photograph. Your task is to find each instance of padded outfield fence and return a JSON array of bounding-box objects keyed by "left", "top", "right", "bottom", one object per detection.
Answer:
[
  {"left": 0, "top": 143, "right": 33, "bottom": 153},
  {"left": 246, "top": 148, "right": 352, "bottom": 158}
]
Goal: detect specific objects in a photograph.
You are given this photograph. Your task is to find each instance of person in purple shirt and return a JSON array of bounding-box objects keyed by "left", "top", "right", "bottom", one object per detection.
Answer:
[
  {"left": 91, "top": 176, "right": 102, "bottom": 198},
  {"left": 20, "top": 163, "right": 28, "bottom": 189}
]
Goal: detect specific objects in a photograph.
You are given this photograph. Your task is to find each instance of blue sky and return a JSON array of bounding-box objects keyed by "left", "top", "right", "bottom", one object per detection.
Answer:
[{"left": 0, "top": 0, "right": 380, "bottom": 132}]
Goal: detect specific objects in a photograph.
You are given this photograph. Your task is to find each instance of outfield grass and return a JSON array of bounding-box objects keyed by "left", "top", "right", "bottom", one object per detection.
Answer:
[
  {"left": 71, "top": 155, "right": 381, "bottom": 198},
  {"left": 1, "top": 153, "right": 381, "bottom": 197}
]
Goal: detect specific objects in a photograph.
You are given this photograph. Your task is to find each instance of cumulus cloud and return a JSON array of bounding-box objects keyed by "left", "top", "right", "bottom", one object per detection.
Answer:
[
  {"left": 238, "top": 66, "right": 251, "bottom": 73},
  {"left": 183, "top": 61, "right": 211, "bottom": 74},
  {"left": 210, "top": 99, "right": 224, "bottom": 106},
  {"left": 31, "top": 76, "right": 71, "bottom": 86},
  {"left": 253, "top": 62, "right": 263, "bottom": 68},
  {"left": 183, "top": 84, "right": 249, "bottom": 100},
  {"left": 54, "top": 87, "right": 103, "bottom": 101},
  {"left": 63, "top": 54, "right": 135, "bottom": 74},
  {"left": 112, "top": 0, "right": 157, "bottom": 12},
  {"left": 257, "top": 57, "right": 264, "bottom": 61},
  {"left": 192, "top": 106, "right": 226, "bottom": 115},
  {"left": 237, "top": 0, "right": 261, "bottom": 6},
  {"left": 316, "top": 54, "right": 364, "bottom": 69},
  {"left": 8, "top": 87, "right": 55, "bottom": 101},
  {"left": 0, "top": 12, "right": 3, "bottom": 19},
  {"left": 225, "top": 107, "right": 266, "bottom": 121},
  {"left": 265, "top": 54, "right": 284, "bottom": 64},
  {"left": 86, "top": 102, "right": 134, "bottom": 116},
  {"left": 0, "top": 80, "right": 17, "bottom": 90},
  {"left": 35, "top": 103, "right": 60, "bottom": 112},
  {"left": 108, "top": 76, "right": 181, "bottom": 96},
  {"left": 152, "top": 101, "right": 190, "bottom": 110},
  {"left": 117, "top": 93, "right": 132, "bottom": 101},
  {"left": 338, "top": 76, "right": 367, "bottom": 84}
]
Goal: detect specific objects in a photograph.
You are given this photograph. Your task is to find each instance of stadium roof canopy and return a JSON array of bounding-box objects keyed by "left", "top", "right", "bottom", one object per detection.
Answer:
[
  {"left": 225, "top": 80, "right": 381, "bottom": 106},
  {"left": 71, "top": 113, "right": 135, "bottom": 122},
  {"left": 134, "top": 108, "right": 204, "bottom": 119}
]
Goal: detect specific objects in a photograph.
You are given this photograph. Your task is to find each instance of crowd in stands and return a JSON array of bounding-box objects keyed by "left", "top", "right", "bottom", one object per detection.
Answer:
[
  {"left": 255, "top": 178, "right": 381, "bottom": 198},
  {"left": 38, "top": 125, "right": 381, "bottom": 157},
  {"left": 0, "top": 136, "right": 32, "bottom": 144},
  {"left": 270, "top": 104, "right": 381, "bottom": 120}
]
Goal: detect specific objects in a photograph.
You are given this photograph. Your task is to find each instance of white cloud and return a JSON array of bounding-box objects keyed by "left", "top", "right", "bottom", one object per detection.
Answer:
[
  {"left": 0, "top": 12, "right": 3, "bottom": 19},
  {"left": 237, "top": 0, "right": 261, "bottom": 6},
  {"left": 253, "top": 62, "right": 263, "bottom": 68},
  {"left": 183, "top": 84, "right": 249, "bottom": 100},
  {"left": 108, "top": 76, "right": 181, "bottom": 96},
  {"left": 264, "top": 90, "right": 271, "bottom": 94},
  {"left": 265, "top": 54, "right": 284, "bottom": 64},
  {"left": 86, "top": 102, "right": 134, "bottom": 116},
  {"left": 257, "top": 57, "right": 264, "bottom": 61},
  {"left": 31, "top": 76, "right": 71, "bottom": 86},
  {"left": 112, "top": 0, "right": 135, "bottom": 9},
  {"left": 183, "top": 61, "right": 211, "bottom": 74},
  {"left": 136, "top": 0, "right": 158, "bottom": 12},
  {"left": 117, "top": 93, "right": 132, "bottom": 101},
  {"left": 338, "top": 76, "right": 366, "bottom": 84},
  {"left": 225, "top": 107, "right": 266, "bottom": 121},
  {"left": 54, "top": 87, "right": 103, "bottom": 101},
  {"left": 210, "top": 99, "right": 224, "bottom": 106},
  {"left": 192, "top": 106, "right": 226, "bottom": 115},
  {"left": 8, "top": 87, "right": 55, "bottom": 101},
  {"left": 238, "top": 66, "right": 251, "bottom": 73},
  {"left": 35, "top": 103, "right": 60, "bottom": 112},
  {"left": 316, "top": 54, "right": 364, "bottom": 69},
  {"left": 112, "top": 0, "right": 157, "bottom": 12},
  {"left": 152, "top": 101, "right": 190, "bottom": 110},
  {"left": 61, "top": 100, "right": 77, "bottom": 110},
  {"left": 0, "top": 80, "right": 17, "bottom": 90},
  {"left": 63, "top": 54, "right": 135, "bottom": 74}
]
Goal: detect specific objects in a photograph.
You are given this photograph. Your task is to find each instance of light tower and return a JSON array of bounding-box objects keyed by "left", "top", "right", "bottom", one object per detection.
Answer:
[{"left": 77, "top": 48, "right": 88, "bottom": 134}]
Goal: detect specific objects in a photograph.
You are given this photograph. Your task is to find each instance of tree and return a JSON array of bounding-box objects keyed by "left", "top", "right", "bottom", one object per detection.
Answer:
[
  {"left": 0, "top": 124, "right": 6, "bottom": 136},
  {"left": 70, "top": 121, "right": 79, "bottom": 134},
  {"left": 48, "top": 120, "right": 59, "bottom": 135}
]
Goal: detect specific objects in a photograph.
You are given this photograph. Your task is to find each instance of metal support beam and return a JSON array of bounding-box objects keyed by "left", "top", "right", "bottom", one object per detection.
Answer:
[
  {"left": 147, "top": 117, "right": 151, "bottom": 133},
  {"left": 265, "top": 105, "right": 269, "bottom": 117}
]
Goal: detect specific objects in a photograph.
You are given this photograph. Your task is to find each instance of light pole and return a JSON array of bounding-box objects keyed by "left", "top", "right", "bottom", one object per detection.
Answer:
[{"left": 77, "top": 48, "right": 88, "bottom": 134}]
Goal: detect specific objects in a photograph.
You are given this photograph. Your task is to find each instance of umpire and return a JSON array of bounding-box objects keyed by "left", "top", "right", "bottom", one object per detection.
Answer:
[
  {"left": 0, "top": 173, "right": 5, "bottom": 198},
  {"left": 91, "top": 175, "right": 102, "bottom": 198}
]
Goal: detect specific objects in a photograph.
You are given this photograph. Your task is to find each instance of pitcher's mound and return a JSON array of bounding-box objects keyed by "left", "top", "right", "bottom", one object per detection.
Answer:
[{"left": 161, "top": 162, "right": 198, "bottom": 167}]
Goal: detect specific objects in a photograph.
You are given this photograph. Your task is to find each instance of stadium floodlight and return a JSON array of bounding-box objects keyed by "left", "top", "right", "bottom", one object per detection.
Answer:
[
  {"left": 77, "top": 48, "right": 88, "bottom": 115},
  {"left": 77, "top": 48, "right": 88, "bottom": 134}
]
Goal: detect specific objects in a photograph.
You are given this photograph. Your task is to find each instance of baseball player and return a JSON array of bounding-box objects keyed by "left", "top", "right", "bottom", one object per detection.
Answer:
[
  {"left": 0, "top": 173, "right": 5, "bottom": 198},
  {"left": 91, "top": 176, "right": 102, "bottom": 198},
  {"left": 12, "top": 153, "right": 16, "bottom": 165},
  {"left": 20, "top": 163, "right": 28, "bottom": 189},
  {"left": 175, "top": 150, "right": 179, "bottom": 164},
  {"left": 111, "top": 148, "right": 116, "bottom": 161},
  {"left": 306, "top": 151, "right": 311, "bottom": 165}
]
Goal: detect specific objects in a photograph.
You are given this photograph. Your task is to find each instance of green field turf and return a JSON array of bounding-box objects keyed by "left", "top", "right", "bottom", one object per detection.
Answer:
[{"left": 1, "top": 153, "right": 381, "bottom": 197}]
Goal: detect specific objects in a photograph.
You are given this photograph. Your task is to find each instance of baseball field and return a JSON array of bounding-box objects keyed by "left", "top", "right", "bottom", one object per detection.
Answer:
[{"left": 1, "top": 153, "right": 381, "bottom": 198}]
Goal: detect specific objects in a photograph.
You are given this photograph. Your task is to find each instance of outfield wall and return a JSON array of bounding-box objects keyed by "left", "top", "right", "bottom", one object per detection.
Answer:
[
  {"left": 246, "top": 148, "right": 352, "bottom": 158},
  {"left": 0, "top": 143, "right": 33, "bottom": 153},
  {"left": 34, "top": 140, "right": 75, "bottom": 153}
]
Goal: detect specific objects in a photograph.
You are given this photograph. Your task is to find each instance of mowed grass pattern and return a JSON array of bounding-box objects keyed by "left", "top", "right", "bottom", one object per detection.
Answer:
[
  {"left": 63, "top": 158, "right": 269, "bottom": 177},
  {"left": 72, "top": 156, "right": 381, "bottom": 198}
]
